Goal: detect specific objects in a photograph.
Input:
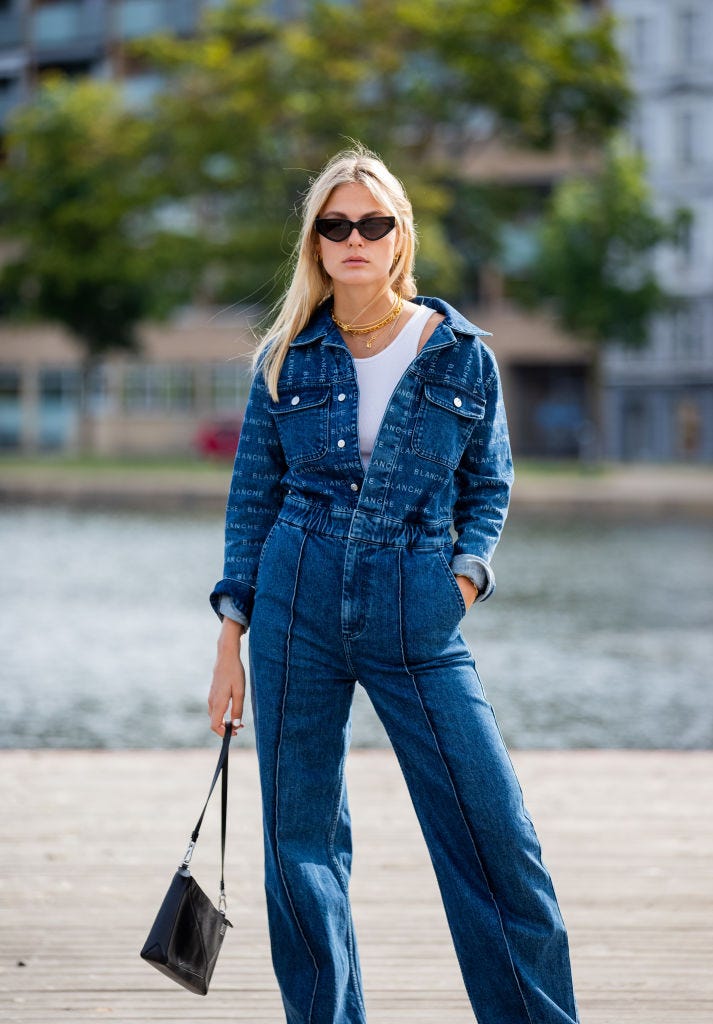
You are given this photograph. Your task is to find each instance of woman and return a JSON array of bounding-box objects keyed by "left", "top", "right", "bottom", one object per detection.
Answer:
[{"left": 208, "top": 147, "right": 579, "bottom": 1024}]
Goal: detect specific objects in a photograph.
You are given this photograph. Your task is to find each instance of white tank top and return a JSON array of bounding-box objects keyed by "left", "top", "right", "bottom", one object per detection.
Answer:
[{"left": 353, "top": 303, "right": 433, "bottom": 470}]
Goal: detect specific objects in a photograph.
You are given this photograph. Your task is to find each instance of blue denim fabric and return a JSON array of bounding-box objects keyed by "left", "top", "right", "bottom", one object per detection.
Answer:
[
  {"left": 211, "top": 296, "right": 579, "bottom": 1023},
  {"left": 211, "top": 296, "right": 512, "bottom": 624},
  {"left": 246, "top": 509, "right": 579, "bottom": 1024}
]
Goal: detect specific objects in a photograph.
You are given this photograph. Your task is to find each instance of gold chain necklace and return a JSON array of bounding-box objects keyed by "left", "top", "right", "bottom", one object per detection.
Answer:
[
  {"left": 355, "top": 308, "right": 403, "bottom": 357},
  {"left": 332, "top": 293, "right": 403, "bottom": 349}
]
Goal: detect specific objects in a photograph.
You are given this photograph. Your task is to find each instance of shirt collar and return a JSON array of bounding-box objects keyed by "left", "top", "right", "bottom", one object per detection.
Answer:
[{"left": 289, "top": 295, "right": 491, "bottom": 348}]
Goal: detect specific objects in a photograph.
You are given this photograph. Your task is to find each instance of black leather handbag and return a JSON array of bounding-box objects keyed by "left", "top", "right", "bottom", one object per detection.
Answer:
[{"left": 140, "top": 725, "right": 233, "bottom": 995}]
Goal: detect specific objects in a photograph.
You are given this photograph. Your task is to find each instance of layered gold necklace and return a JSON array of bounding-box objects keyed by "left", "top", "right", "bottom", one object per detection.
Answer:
[{"left": 332, "top": 292, "right": 403, "bottom": 349}]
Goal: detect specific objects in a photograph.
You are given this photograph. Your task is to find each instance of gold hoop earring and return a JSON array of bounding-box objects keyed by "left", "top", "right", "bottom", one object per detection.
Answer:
[{"left": 391, "top": 252, "right": 402, "bottom": 271}]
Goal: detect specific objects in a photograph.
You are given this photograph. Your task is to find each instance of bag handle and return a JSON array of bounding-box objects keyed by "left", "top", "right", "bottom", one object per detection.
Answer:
[{"left": 180, "top": 722, "right": 233, "bottom": 912}]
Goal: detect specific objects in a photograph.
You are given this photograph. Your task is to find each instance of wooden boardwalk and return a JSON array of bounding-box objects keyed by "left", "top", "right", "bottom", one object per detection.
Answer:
[{"left": 1, "top": 749, "right": 711, "bottom": 1023}]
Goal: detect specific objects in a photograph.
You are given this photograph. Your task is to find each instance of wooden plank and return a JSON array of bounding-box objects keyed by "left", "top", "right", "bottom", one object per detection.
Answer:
[{"left": 0, "top": 750, "right": 711, "bottom": 1023}]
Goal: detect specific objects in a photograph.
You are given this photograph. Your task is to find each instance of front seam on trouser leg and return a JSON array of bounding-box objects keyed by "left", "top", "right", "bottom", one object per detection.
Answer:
[
  {"left": 327, "top": 733, "right": 367, "bottom": 1022},
  {"left": 396, "top": 547, "right": 535, "bottom": 1024},
  {"left": 274, "top": 530, "right": 320, "bottom": 1024}
]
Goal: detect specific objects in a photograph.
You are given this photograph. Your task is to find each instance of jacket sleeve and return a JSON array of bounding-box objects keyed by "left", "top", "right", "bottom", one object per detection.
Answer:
[
  {"left": 450, "top": 343, "right": 514, "bottom": 603},
  {"left": 209, "top": 364, "right": 286, "bottom": 626}
]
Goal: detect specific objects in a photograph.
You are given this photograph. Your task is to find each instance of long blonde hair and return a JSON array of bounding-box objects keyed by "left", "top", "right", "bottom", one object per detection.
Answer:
[{"left": 255, "top": 145, "right": 418, "bottom": 399}]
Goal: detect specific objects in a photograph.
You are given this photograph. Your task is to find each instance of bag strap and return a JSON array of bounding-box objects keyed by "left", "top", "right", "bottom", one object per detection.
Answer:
[{"left": 180, "top": 723, "right": 233, "bottom": 910}]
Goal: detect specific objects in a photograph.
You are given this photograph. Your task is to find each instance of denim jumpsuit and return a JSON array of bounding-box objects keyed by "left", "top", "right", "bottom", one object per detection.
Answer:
[{"left": 211, "top": 297, "right": 579, "bottom": 1024}]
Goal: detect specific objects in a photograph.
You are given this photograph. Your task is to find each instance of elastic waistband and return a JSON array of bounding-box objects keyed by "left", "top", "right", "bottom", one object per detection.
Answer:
[{"left": 277, "top": 494, "right": 451, "bottom": 550}]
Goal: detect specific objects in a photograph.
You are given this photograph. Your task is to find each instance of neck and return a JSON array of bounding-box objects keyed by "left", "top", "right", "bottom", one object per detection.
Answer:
[{"left": 332, "top": 282, "right": 397, "bottom": 325}]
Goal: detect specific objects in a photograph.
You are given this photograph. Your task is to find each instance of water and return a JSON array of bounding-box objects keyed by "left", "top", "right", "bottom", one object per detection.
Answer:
[{"left": 1, "top": 506, "right": 711, "bottom": 749}]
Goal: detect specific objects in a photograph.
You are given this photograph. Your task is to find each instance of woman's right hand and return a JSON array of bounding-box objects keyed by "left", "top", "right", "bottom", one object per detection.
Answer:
[{"left": 208, "top": 618, "right": 247, "bottom": 737}]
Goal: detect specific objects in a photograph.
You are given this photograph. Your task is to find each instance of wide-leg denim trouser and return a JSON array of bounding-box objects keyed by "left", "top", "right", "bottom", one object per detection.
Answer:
[{"left": 248, "top": 499, "right": 579, "bottom": 1024}]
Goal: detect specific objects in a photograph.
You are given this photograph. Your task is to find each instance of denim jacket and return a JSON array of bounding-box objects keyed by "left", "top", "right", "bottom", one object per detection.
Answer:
[{"left": 211, "top": 296, "right": 513, "bottom": 627}]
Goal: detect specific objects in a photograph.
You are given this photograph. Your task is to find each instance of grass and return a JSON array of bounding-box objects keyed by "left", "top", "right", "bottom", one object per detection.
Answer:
[
  {"left": 0, "top": 453, "right": 232, "bottom": 473},
  {"left": 513, "top": 458, "right": 609, "bottom": 477}
]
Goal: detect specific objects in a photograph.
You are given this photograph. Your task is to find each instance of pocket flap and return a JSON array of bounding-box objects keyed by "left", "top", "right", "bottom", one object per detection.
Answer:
[
  {"left": 423, "top": 383, "right": 485, "bottom": 419},
  {"left": 271, "top": 385, "right": 330, "bottom": 414}
]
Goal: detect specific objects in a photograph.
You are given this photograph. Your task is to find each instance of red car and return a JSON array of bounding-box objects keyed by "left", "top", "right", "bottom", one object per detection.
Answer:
[{"left": 195, "top": 416, "right": 243, "bottom": 459}]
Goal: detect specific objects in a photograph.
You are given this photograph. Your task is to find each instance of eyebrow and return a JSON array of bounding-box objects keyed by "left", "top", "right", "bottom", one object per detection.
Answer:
[{"left": 320, "top": 209, "right": 386, "bottom": 219}]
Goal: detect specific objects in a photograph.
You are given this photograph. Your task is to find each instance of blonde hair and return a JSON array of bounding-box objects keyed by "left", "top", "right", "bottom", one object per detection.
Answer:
[{"left": 254, "top": 145, "right": 418, "bottom": 399}]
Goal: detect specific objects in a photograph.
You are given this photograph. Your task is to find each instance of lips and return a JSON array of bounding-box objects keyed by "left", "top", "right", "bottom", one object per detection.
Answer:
[{"left": 343, "top": 257, "right": 368, "bottom": 264}]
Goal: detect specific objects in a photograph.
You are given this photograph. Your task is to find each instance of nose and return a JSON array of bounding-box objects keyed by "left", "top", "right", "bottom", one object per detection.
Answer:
[{"left": 347, "top": 226, "right": 363, "bottom": 244}]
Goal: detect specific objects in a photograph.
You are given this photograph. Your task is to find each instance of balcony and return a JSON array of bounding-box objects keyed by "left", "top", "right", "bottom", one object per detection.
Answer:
[
  {"left": 32, "top": 1, "right": 105, "bottom": 56},
  {"left": 117, "top": 0, "right": 198, "bottom": 40}
]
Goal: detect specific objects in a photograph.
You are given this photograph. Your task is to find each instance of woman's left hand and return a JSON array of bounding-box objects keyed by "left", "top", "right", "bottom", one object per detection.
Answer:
[{"left": 455, "top": 574, "right": 478, "bottom": 611}]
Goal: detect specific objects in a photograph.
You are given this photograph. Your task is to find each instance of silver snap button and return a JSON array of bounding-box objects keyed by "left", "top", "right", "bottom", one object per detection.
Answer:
[
  {"left": 337, "top": 439, "right": 346, "bottom": 448},
  {"left": 350, "top": 482, "right": 359, "bottom": 491},
  {"left": 453, "top": 396, "right": 463, "bottom": 408},
  {"left": 290, "top": 395, "right": 300, "bottom": 406},
  {"left": 338, "top": 392, "right": 346, "bottom": 402}
]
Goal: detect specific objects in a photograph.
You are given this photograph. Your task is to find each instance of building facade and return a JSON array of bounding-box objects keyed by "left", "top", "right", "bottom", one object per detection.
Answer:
[
  {"left": 0, "top": 0, "right": 227, "bottom": 130},
  {"left": 0, "top": 305, "right": 595, "bottom": 457},
  {"left": 603, "top": 0, "right": 713, "bottom": 461},
  {"left": 0, "top": 310, "right": 255, "bottom": 454}
]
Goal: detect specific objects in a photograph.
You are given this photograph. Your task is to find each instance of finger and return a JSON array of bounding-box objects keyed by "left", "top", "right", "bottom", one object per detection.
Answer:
[
  {"left": 210, "top": 702, "right": 228, "bottom": 736},
  {"left": 230, "top": 692, "right": 246, "bottom": 734}
]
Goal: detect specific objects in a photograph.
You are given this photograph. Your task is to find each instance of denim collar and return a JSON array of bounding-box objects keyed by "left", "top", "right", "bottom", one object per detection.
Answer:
[{"left": 290, "top": 295, "right": 492, "bottom": 349}]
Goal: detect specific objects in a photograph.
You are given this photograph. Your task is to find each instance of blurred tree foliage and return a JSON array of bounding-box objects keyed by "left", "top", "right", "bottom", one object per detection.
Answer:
[
  {"left": 522, "top": 142, "right": 687, "bottom": 346},
  {"left": 134, "top": 0, "right": 634, "bottom": 308},
  {"left": 0, "top": 78, "right": 199, "bottom": 446},
  {"left": 0, "top": 0, "right": 674, "bottom": 363},
  {"left": 0, "top": 80, "right": 199, "bottom": 337}
]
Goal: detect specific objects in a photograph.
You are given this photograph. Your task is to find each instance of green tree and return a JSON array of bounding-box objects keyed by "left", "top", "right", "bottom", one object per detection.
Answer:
[
  {"left": 0, "top": 78, "right": 195, "bottom": 449},
  {"left": 527, "top": 141, "right": 685, "bottom": 346},
  {"left": 134, "top": 0, "right": 632, "bottom": 303}
]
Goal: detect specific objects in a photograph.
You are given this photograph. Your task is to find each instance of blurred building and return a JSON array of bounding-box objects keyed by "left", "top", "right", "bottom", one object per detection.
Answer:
[
  {"left": 0, "top": 309, "right": 254, "bottom": 453},
  {"left": 0, "top": 304, "right": 597, "bottom": 457},
  {"left": 0, "top": 0, "right": 601, "bottom": 460},
  {"left": 603, "top": 1, "right": 713, "bottom": 461},
  {"left": 6, "top": 1, "right": 707, "bottom": 461},
  {"left": 0, "top": 1, "right": 230, "bottom": 129}
]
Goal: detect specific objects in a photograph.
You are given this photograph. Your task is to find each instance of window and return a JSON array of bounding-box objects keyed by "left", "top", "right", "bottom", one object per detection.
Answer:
[
  {"left": 677, "top": 8, "right": 700, "bottom": 64},
  {"left": 210, "top": 362, "right": 251, "bottom": 412},
  {"left": 0, "top": 368, "right": 21, "bottom": 449},
  {"left": 675, "top": 110, "right": 695, "bottom": 166},
  {"left": 39, "top": 367, "right": 80, "bottom": 449},
  {"left": 631, "top": 15, "right": 650, "bottom": 66},
  {"left": 40, "top": 367, "right": 79, "bottom": 403},
  {"left": 122, "top": 365, "right": 196, "bottom": 413},
  {"left": 675, "top": 213, "right": 694, "bottom": 269},
  {"left": 628, "top": 107, "right": 646, "bottom": 156},
  {"left": 672, "top": 306, "right": 704, "bottom": 360}
]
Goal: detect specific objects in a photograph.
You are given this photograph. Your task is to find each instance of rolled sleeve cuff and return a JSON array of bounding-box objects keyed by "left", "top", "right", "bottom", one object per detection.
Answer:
[
  {"left": 450, "top": 554, "right": 496, "bottom": 603},
  {"left": 218, "top": 596, "right": 249, "bottom": 627},
  {"left": 209, "top": 578, "right": 254, "bottom": 626}
]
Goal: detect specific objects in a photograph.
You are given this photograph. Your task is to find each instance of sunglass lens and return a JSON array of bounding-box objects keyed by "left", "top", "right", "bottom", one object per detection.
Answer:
[
  {"left": 316, "top": 219, "right": 351, "bottom": 241},
  {"left": 315, "top": 216, "right": 395, "bottom": 241},
  {"left": 359, "top": 218, "right": 395, "bottom": 240}
]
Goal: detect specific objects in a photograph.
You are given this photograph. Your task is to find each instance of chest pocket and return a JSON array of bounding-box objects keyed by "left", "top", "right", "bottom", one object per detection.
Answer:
[
  {"left": 412, "top": 382, "right": 486, "bottom": 470},
  {"left": 270, "top": 384, "right": 330, "bottom": 465}
]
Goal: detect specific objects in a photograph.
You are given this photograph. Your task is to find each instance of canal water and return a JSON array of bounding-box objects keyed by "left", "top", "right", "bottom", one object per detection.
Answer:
[{"left": 1, "top": 505, "right": 711, "bottom": 749}]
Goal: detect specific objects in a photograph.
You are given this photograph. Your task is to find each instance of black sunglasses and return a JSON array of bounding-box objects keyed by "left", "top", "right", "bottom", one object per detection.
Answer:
[{"left": 314, "top": 216, "right": 396, "bottom": 242}]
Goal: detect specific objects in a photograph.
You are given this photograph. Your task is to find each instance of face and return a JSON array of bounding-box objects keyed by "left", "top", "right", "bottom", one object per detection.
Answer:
[{"left": 315, "top": 182, "right": 399, "bottom": 289}]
